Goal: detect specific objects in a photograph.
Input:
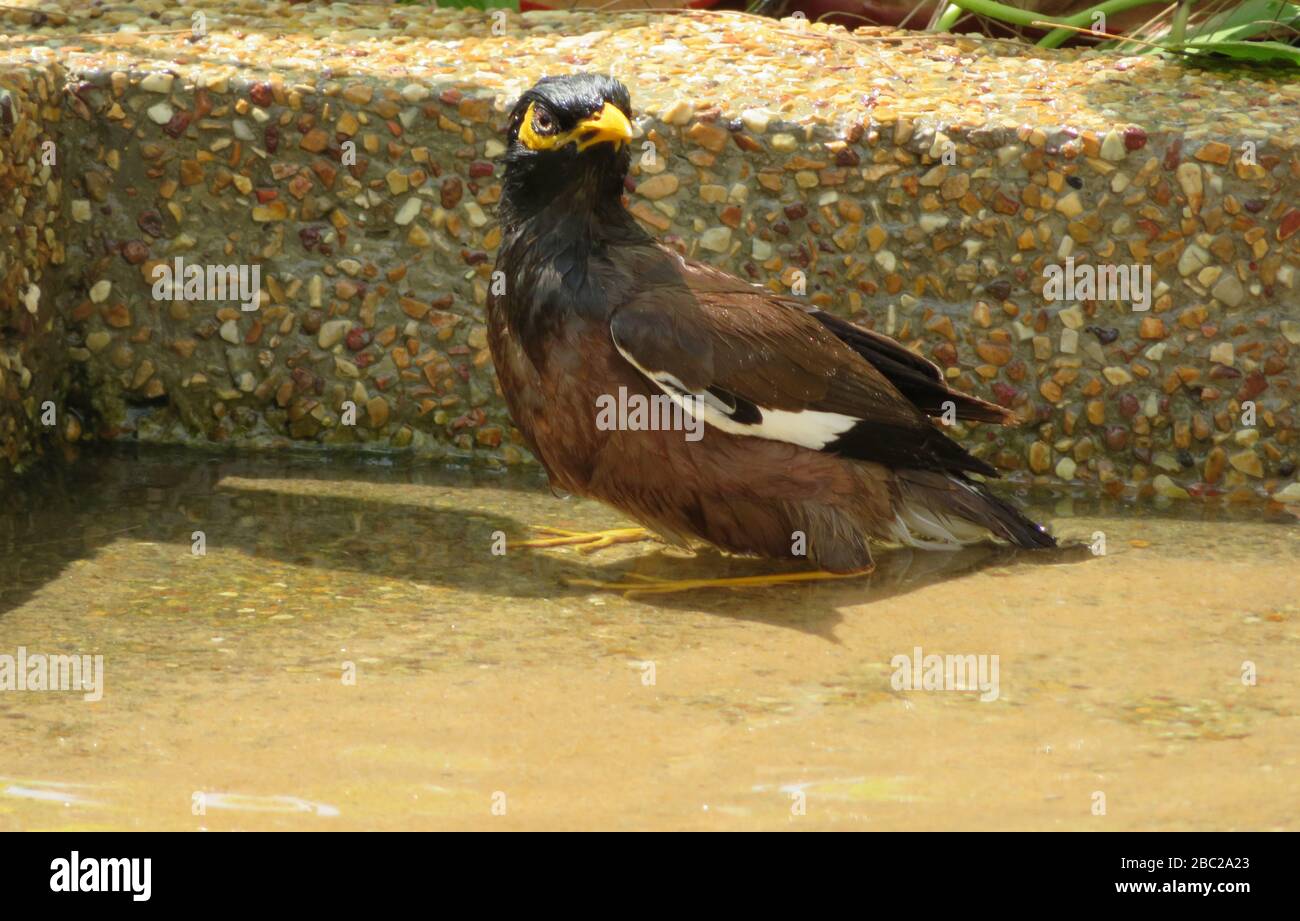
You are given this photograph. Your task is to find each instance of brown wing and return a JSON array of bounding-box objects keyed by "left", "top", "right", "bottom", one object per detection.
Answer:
[
  {"left": 805, "top": 309, "right": 1012, "bottom": 424},
  {"left": 669, "top": 252, "right": 1011, "bottom": 424},
  {"left": 608, "top": 251, "right": 999, "bottom": 478}
]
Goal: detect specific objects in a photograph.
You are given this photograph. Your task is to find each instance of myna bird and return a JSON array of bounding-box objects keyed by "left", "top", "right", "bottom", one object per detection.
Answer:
[{"left": 489, "top": 74, "right": 1054, "bottom": 591}]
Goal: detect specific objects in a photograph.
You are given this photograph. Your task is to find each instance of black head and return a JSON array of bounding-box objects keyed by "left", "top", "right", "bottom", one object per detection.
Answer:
[{"left": 499, "top": 74, "right": 635, "bottom": 227}]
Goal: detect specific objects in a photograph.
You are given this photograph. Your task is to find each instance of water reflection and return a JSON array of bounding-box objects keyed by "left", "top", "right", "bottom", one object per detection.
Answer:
[{"left": 0, "top": 445, "right": 1295, "bottom": 830}]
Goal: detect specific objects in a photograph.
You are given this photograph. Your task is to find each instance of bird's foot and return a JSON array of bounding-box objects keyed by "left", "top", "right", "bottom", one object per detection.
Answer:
[
  {"left": 514, "top": 526, "right": 654, "bottom": 554},
  {"left": 566, "top": 566, "right": 874, "bottom": 596}
]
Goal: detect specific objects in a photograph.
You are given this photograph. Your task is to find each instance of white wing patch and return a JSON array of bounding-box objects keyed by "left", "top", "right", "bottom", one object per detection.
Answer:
[{"left": 612, "top": 336, "right": 859, "bottom": 450}]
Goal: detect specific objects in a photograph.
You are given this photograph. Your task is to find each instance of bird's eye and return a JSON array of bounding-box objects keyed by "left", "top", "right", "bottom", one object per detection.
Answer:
[{"left": 533, "top": 110, "right": 555, "bottom": 134}]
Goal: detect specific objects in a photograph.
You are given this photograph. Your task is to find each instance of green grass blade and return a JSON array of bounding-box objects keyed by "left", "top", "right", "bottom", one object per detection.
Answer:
[{"left": 1184, "top": 38, "right": 1300, "bottom": 62}]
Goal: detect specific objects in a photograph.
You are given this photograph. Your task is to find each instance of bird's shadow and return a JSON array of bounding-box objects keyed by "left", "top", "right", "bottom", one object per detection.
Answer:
[
  {"left": 0, "top": 445, "right": 1095, "bottom": 642},
  {"left": 559, "top": 540, "right": 1094, "bottom": 642}
]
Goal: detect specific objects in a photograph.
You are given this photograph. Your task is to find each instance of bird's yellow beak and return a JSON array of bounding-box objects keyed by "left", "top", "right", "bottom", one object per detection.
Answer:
[{"left": 573, "top": 103, "right": 633, "bottom": 151}]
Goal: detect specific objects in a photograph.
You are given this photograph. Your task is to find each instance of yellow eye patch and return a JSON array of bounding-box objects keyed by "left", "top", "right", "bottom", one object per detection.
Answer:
[
  {"left": 517, "top": 102, "right": 563, "bottom": 151},
  {"left": 516, "top": 101, "right": 634, "bottom": 153}
]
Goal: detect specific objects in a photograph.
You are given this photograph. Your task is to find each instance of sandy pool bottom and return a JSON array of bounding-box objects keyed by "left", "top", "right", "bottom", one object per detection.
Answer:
[{"left": 0, "top": 449, "right": 1296, "bottom": 830}]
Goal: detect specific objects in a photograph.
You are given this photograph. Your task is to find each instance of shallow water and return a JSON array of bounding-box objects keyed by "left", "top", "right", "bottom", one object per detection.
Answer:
[{"left": 1, "top": 446, "right": 1296, "bottom": 830}]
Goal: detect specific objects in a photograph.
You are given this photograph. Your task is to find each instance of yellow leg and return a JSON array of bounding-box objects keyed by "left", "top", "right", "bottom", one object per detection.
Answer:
[
  {"left": 513, "top": 526, "right": 654, "bottom": 554},
  {"left": 566, "top": 566, "right": 874, "bottom": 596}
]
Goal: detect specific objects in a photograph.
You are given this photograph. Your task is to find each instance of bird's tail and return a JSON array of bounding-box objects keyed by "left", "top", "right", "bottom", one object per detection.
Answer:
[{"left": 887, "top": 469, "right": 1056, "bottom": 550}]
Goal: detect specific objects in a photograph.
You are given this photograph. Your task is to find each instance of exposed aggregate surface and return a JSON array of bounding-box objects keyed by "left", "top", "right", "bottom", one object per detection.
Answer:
[{"left": 0, "top": 2, "right": 1297, "bottom": 504}]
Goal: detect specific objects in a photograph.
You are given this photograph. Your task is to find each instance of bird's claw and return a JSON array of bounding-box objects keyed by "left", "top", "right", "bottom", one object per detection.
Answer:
[{"left": 513, "top": 526, "right": 653, "bottom": 554}]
